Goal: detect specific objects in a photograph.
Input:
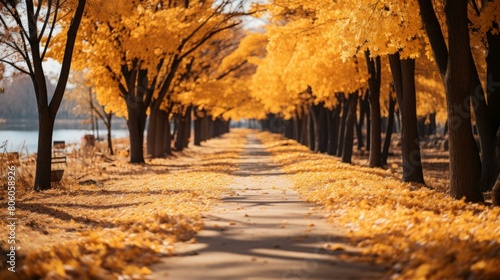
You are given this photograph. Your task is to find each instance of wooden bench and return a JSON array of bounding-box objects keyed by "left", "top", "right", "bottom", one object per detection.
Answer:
[{"left": 51, "top": 141, "right": 66, "bottom": 182}]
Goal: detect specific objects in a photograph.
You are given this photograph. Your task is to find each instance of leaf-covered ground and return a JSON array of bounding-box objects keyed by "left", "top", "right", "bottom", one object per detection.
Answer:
[
  {"left": 0, "top": 131, "right": 247, "bottom": 279},
  {"left": 2, "top": 129, "right": 500, "bottom": 279},
  {"left": 258, "top": 132, "right": 500, "bottom": 280}
]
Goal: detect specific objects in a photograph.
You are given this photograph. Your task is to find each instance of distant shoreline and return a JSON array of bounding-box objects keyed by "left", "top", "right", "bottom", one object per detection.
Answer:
[{"left": 0, "top": 118, "right": 127, "bottom": 131}]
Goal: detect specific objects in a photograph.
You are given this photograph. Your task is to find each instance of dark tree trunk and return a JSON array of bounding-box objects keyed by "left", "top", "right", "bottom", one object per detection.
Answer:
[
  {"left": 342, "top": 91, "right": 359, "bottom": 163},
  {"left": 183, "top": 106, "right": 192, "bottom": 149},
  {"left": 193, "top": 107, "right": 203, "bottom": 146},
  {"left": 485, "top": 24, "right": 500, "bottom": 191},
  {"left": 293, "top": 111, "right": 301, "bottom": 142},
  {"left": 382, "top": 92, "right": 396, "bottom": 166},
  {"left": 419, "top": 0, "right": 482, "bottom": 201},
  {"left": 328, "top": 105, "right": 341, "bottom": 155},
  {"left": 174, "top": 106, "right": 192, "bottom": 151},
  {"left": 300, "top": 111, "right": 309, "bottom": 146},
  {"left": 208, "top": 117, "right": 214, "bottom": 139},
  {"left": 427, "top": 113, "right": 436, "bottom": 135},
  {"left": 164, "top": 117, "right": 172, "bottom": 155},
  {"left": 106, "top": 113, "right": 114, "bottom": 155},
  {"left": 486, "top": 23, "right": 500, "bottom": 127},
  {"left": 307, "top": 108, "right": 316, "bottom": 151},
  {"left": 147, "top": 107, "right": 167, "bottom": 158},
  {"left": 127, "top": 104, "right": 146, "bottom": 163},
  {"left": 337, "top": 96, "right": 348, "bottom": 157},
  {"left": 194, "top": 118, "right": 202, "bottom": 146},
  {"left": 366, "top": 98, "right": 371, "bottom": 151},
  {"left": 388, "top": 54, "right": 425, "bottom": 184},
  {"left": 31, "top": 0, "right": 87, "bottom": 191},
  {"left": 201, "top": 116, "right": 208, "bottom": 142},
  {"left": 365, "top": 51, "right": 382, "bottom": 167},
  {"left": 284, "top": 119, "right": 294, "bottom": 139},
  {"left": 146, "top": 104, "right": 157, "bottom": 156},
  {"left": 318, "top": 106, "right": 328, "bottom": 153},
  {"left": 155, "top": 109, "right": 167, "bottom": 157},
  {"left": 356, "top": 91, "right": 367, "bottom": 150},
  {"left": 308, "top": 104, "right": 322, "bottom": 152},
  {"left": 417, "top": 117, "right": 426, "bottom": 138},
  {"left": 34, "top": 109, "right": 55, "bottom": 191},
  {"left": 418, "top": 0, "right": 483, "bottom": 201},
  {"left": 471, "top": 25, "right": 500, "bottom": 192},
  {"left": 444, "top": 0, "right": 482, "bottom": 201}
]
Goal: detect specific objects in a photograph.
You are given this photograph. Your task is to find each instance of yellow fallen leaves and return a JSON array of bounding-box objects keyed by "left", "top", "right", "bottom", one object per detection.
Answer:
[
  {"left": 0, "top": 131, "right": 247, "bottom": 279},
  {"left": 259, "top": 132, "right": 500, "bottom": 280}
]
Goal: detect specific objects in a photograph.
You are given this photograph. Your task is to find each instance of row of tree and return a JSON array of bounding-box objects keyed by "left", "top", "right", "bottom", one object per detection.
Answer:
[
  {"left": 0, "top": 0, "right": 261, "bottom": 190},
  {"left": 2, "top": 0, "right": 500, "bottom": 206},
  {"left": 248, "top": 0, "right": 500, "bottom": 204}
]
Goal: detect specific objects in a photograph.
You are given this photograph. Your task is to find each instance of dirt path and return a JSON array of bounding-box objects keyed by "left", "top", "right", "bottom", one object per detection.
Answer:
[{"left": 150, "top": 136, "right": 385, "bottom": 280}]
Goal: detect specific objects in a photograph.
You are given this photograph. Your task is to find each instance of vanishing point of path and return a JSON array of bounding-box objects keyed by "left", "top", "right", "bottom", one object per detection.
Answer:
[{"left": 150, "top": 136, "right": 385, "bottom": 280}]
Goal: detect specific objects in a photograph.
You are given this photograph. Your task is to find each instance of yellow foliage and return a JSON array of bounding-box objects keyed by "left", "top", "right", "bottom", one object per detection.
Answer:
[
  {"left": 0, "top": 131, "right": 248, "bottom": 279},
  {"left": 259, "top": 132, "right": 500, "bottom": 280}
]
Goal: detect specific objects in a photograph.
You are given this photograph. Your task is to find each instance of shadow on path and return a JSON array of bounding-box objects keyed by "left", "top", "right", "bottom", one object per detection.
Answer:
[{"left": 149, "top": 136, "right": 386, "bottom": 280}]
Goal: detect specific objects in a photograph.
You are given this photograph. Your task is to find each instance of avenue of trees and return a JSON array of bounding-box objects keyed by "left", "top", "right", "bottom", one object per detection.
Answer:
[
  {"left": 252, "top": 0, "right": 500, "bottom": 204},
  {"left": 1, "top": 0, "right": 500, "bottom": 206}
]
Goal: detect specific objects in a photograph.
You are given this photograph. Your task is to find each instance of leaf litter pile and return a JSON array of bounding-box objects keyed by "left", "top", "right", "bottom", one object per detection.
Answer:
[
  {"left": 0, "top": 131, "right": 247, "bottom": 279},
  {"left": 258, "top": 132, "right": 500, "bottom": 280}
]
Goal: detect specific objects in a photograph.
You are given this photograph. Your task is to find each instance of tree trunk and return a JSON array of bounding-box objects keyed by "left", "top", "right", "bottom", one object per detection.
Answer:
[
  {"left": 194, "top": 118, "right": 202, "bottom": 146},
  {"left": 285, "top": 119, "right": 294, "bottom": 139},
  {"left": 318, "top": 106, "right": 328, "bottom": 153},
  {"left": 106, "top": 113, "right": 114, "bottom": 155},
  {"left": 365, "top": 51, "right": 383, "bottom": 167},
  {"left": 471, "top": 26, "right": 500, "bottom": 192},
  {"left": 486, "top": 23, "right": 500, "bottom": 127},
  {"left": 31, "top": 0, "right": 87, "bottom": 191},
  {"left": 146, "top": 105, "right": 157, "bottom": 156},
  {"left": 398, "top": 59, "right": 425, "bottom": 184},
  {"left": 366, "top": 98, "right": 371, "bottom": 151},
  {"left": 201, "top": 116, "right": 208, "bottom": 142},
  {"left": 388, "top": 54, "right": 425, "bottom": 183},
  {"left": 193, "top": 107, "right": 203, "bottom": 146},
  {"left": 293, "top": 111, "right": 301, "bottom": 142},
  {"left": 485, "top": 24, "right": 500, "bottom": 191},
  {"left": 337, "top": 96, "right": 348, "bottom": 157},
  {"left": 444, "top": 0, "right": 482, "bottom": 201},
  {"left": 356, "top": 92, "right": 367, "bottom": 150},
  {"left": 300, "top": 111, "right": 309, "bottom": 146},
  {"left": 175, "top": 106, "right": 192, "bottom": 151},
  {"left": 164, "top": 117, "right": 172, "bottom": 155},
  {"left": 328, "top": 105, "right": 341, "bottom": 155},
  {"left": 183, "top": 106, "right": 192, "bottom": 149},
  {"left": 34, "top": 109, "right": 55, "bottom": 191},
  {"left": 208, "top": 117, "right": 214, "bottom": 139},
  {"left": 382, "top": 92, "right": 396, "bottom": 166},
  {"left": 307, "top": 108, "right": 316, "bottom": 151},
  {"left": 127, "top": 104, "right": 146, "bottom": 163},
  {"left": 342, "top": 91, "right": 359, "bottom": 163},
  {"left": 152, "top": 108, "right": 166, "bottom": 158},
  {"left": 309, "top": 104, "right": 322, "bottom": 152}
]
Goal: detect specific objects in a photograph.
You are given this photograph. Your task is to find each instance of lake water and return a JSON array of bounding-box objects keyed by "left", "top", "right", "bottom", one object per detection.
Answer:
[
  {"left": 0, "top": 129, "right": 130, "bottom": 153},
  {"left": 0, "top": 118, "right": 129, "bottom": 154}
]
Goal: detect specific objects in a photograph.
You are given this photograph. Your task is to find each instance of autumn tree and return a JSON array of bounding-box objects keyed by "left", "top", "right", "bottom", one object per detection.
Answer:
[
  {"left": 184, "top": 30, "right": 266, "bottom": 146},
  {"left": 416, "top": 0, "right": 500, "bottom": 202},
  {"left": 66, "top": 0, "right": 246, "bottom": 162},
  {"left": 65, "top": 71, "right": 117, "bottom": 154},
  {"left": 0, "top": 0, "right": 86, "bottom": 190}
]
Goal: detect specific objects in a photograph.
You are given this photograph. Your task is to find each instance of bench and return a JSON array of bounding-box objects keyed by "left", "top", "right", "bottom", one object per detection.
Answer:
[{"left": 51, "top": 141, "right": 66, "bottom": 182}]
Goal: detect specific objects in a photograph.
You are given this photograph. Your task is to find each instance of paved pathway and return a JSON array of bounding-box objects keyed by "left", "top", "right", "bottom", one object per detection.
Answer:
[{"left": 150, "top": 136, "right": 385, "bottom": 279}]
